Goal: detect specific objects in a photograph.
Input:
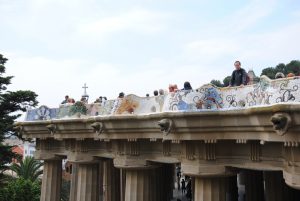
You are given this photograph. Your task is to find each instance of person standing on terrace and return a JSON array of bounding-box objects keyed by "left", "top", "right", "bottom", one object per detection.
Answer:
[
  {"left": 229, "top": 61, "right": 247, "bottom": 87},
  {"left": 183, "top": 81, "right": 192, "bottom": 90},
  {"left": 61, "top": 95, "right": 69, "bottom": 104}
]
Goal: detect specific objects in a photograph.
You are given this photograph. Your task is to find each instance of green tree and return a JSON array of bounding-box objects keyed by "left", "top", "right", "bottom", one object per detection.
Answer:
[
  {"left": 286, "top": 60, "right": 300, "bottom": 75},
  {"left": 223, "top": 76, "right": 231, "bottom": 87},
  {"left": 0, "top": 54, "right": 38, "bottom": 180},
  {"left": 210, "top": 79, "right": 223, "bottom": 87},
  {"left": 61, "top": 179, "right": 70, "bottom": 201},
  {"left": 261, "top": 67, "right": 277, "bottom": 79},
  {"left": 0, "top": 178, "right": 40, "bottom": 201},
  {"left": 10, "top": 156, "right": 43, "bottom": 182},
  {"left": 275, "top": 63, "right": 286, "bottom": 74}
]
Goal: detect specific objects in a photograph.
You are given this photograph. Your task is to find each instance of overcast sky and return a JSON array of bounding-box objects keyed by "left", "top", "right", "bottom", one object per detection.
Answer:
[{"left": 1, "top": 0, "right": 300, "bottom": 107}]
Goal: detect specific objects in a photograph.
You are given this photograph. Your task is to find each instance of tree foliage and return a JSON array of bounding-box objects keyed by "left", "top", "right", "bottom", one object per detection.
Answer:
[
  {"left": 223, "top": 76, "right": 232, "bottom": 87},
  {"left": 0, "top": 178, "right": 40, "bottom": 201},
  {"left": 210, "top": 79, "right": 223, "bottom": 87},
  {"left": 260, "top": 60, "right": 300, "bottom": 79},
  {"left": 0, "top": 54, "right": 38, "bottom": 180},
  {"left": 9, "top": 156, "right": 43, "bottom": 182},
  {"left": 61, "top": 179, "right": 70, "bottom": 201}
]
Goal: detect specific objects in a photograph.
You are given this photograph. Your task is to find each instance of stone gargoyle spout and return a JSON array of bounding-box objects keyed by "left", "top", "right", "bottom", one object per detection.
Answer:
[
  {"left": 157, "top": 119, "right": 174, "bottom": 135},
  {"left": 90, "top": 122, "right": 105, "bottom": 134},
  {"left": 270, "top": 113, "right": 292, "bottom": 136}
]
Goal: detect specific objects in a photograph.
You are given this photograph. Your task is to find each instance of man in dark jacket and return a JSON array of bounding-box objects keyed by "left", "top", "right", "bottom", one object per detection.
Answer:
[{"left": 230, "top": 61, "right": 247, "bottom": 87}]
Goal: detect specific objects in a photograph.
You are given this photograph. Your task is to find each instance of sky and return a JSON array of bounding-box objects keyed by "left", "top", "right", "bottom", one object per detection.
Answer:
[{"left": 1, "top": 0, "right": 300, "bottom": 107}]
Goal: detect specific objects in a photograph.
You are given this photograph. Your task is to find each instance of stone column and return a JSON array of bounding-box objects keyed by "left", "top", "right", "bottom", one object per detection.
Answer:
[
  {"left": 125, "top": 169, "right": 152, "bottom": 201},
  {"left": 69, "top": 163, "right": 78, "bottom": 201},
  {"left": 76, "top": 163, "right": 99, "bottom": 201},
  {"left": 124, "top": 167, "right": 165, "bottom": 201},
  {"left": 264, "top": 171, "right": 284, "bottom": 201},
  {"left": 194, "top": 177, "right": 227, "bottom": 201},
  {"left": 283, "top": 184, "right": 300, "bottom": 201},
  {"left": 226, "top": 175, "right": 238, "bottom": 201},
  {"left": 103, "top": 159, "right": 120, "bottom": 201},
  {"left": 161, "top": 164, "right": 174, "bottom": 201},
  {"left": 99, "top": 162, "right": 104, "bottom": 201},
  {"left": 120, "top": 169, "right": 126, "bottom": 201},
  {"left": 244, "top": 170, "right": 264, "bottom": 201},
  {"left": 40, "top": 160, "right": 62, "bottom": 201}
]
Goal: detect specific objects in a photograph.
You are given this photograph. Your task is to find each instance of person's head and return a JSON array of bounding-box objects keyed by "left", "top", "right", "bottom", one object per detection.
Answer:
[
  {"left": 159, "top": 89, "right": 164, "bottom": 95},
  {"left": 169, "top": 84, "right": 178, "bottom": 92},
  {"left": 275, "top": 72, "right": 285, "bottom": 79},
  {"left": 119, "top": 92, "right": 125, "bottom": 98},
  {"left": 65, "top": 95, "right": 69, "bottom": 100},
  {"left": 184, "top": 81, "right": 192, "bottom": 90},
  {"left": 146, "top": 94, "right": 150, "bottom": 97},
  {"left": 153, "top": 90, "right": 158, "bottom": 96},
  {"left": 103, "top": 97, "right": 107, "bottom": 100},
  {"left": 99, "top": 96, "right": 103, "bottom": 100},
  {"left": 234, "top": 61, "right": 241, "bottom": 70},
  {"left": 287, "top": 73, "right": 295, "bottom": 77}
]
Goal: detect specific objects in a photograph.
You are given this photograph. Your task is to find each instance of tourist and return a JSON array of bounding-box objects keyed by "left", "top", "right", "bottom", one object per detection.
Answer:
[
  {"left": 68, "top": 98, "right": 75, "bottom": 104},
  {"left": 275, "top": 72, "right": 285, "bottom": 79},
  {"left": 177, "top": 168, "right": 181, "bottom": 190},
  {"left": 61, "top": 95, "right": 69, "bottom": 104},
  {"left": 287, "top": 73, "right": 295, "bottom": 77},
  {"left": 146, "top": 93, "right": 150, "bottom": 97},
  {"left": 159, "top": 89, "right": 165, "bottom": 95},
  {"left": 229, "top": 61, "right": 247, "bottom": 87},
  {"left": 153, "top": 90, "right": 159, "bottom": 96},
  {"left": 181, "top": 178, "right": 186, "bottom": 194},
  {"left": 94, "top": 98, "right": 101, "bottom": 103},
  {"left": 169, "top": 84, "right": 178, "bottom": 92},
  {"left": 186, "top": 179, "right": 192, "bottom": 200},
  {"left": 183, "top": 81, "right": 192, "bottom": 90},
  {"left": 102, "top": 97, "right": 107, "bottom": 106},
  {"left": 118, "top": 92, "right": 125, "bottom": 98},
  {"left": 80, "top": 97, "right": 87, "bottom": 103}
]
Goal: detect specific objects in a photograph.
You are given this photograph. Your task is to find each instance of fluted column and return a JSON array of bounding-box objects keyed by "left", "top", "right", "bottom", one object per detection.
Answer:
[
  {"left": 76, "top": 163, "right": 99, "bottom": 201},
  {"left": 99, "top": 162, "right": 104, "bottom": 201},
  {"left": 69, "top": 163, "right": 78, "bottom": 201},
  {"left": 125, "top": 169, "right": 154, "bottom": 201},
  {"left": 227, "top": 175, "right": 238, "bottom": 201},
  {"left": 40, "top": 160, "right": 62, "bottom": 201},
  {"left": 244, "top": 170, "right": 264, "bottom": 201},
  {"left": 194, "top": 177, "right": 227, "bottom": 201},
  {"left": 264, "top": 171, "right": 284, "bottom": 201},
  {"left": 120, "top": 169, "right": 126, "bottom": 201},
  {"left": 103, "top": 160, "right": 120, "bottom": 201}
]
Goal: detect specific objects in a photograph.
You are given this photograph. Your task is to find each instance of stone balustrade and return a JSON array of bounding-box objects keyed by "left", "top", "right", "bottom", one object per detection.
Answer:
[{"left": 24, "top": 76, "right": 300, "bottom": 121}]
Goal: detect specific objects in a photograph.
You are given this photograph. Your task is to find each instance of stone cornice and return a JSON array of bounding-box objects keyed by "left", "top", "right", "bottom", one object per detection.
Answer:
[{"left": 16, "top": 103, "right": 300, "bottom": 143}]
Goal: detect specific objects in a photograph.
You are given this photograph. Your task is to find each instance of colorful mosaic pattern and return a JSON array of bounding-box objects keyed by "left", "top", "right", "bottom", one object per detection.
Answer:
[{"left": 25, "top": 76, "right": 300, "bottom": 121}]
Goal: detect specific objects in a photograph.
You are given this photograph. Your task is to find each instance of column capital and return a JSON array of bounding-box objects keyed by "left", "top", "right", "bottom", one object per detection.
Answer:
[{"left": 113, "top": 157, "right": 156, "bottom": 169}]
